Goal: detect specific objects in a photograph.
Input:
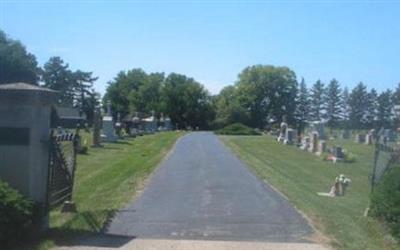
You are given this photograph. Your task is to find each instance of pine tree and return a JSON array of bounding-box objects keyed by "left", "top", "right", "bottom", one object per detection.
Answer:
[
  {"left": 294, "top": 78, "right": 310, "bottom": 132},
  {"left": 348, "top": 82, "right": 369, "bottom": 129},
  {"left": 342, "top": 87, "right": 350, "bottom": 127},
  {"left": 309, "top": 80, "right": 325, "bottom": 121},
  {"left": 376, "top": 90, "right": 393, "bottom": 129},
  {"left": 365, "top": 88, "right": 378, "bottom": 129},
  {"left": 392, "top": 83, "right": 400, "bottom": 105},
  {"left": 42, "top": 57, "right": 75, "bottom": 106},
  {"left": 73, "top": 70, "right": 98, "bottom": 118},
  {"left": 325, "top": 79, "right": 342, "bottom": 129}
]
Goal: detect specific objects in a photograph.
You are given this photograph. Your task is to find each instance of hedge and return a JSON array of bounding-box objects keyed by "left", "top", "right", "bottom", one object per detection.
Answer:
[
  {"left": 215, "top": 123, "right": 261, "bottom": 136},
  {"left": 0, "top": 179, "right": 38, "bottom": 247}
]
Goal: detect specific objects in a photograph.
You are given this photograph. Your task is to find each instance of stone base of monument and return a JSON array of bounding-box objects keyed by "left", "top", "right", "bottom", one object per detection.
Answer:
[{"left": 61, "top": 201, "right": 77, "bottom": 213}]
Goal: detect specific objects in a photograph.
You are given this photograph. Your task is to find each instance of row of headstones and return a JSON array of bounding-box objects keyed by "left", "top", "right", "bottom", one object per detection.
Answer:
[
  {"left": 354, "top": 129, "right": 397, "bottom": 145},
  {"left": 277, "top": 125, "right": 344, "bottom": 159},
  {"left": 95, "top": 106, "right": 173, "bottom": 144}
]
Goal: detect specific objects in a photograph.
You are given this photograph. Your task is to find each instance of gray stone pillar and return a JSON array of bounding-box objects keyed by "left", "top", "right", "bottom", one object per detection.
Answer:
[{"left": 0, "top": 83, "right": 57, "bottom": 228}]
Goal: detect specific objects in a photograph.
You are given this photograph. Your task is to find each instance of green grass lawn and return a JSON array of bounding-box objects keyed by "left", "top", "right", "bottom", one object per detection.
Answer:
[
  {"left": 33, "top": 131, "right": 184, "bottom": 250},
  {"left": 221, "top": 135, "right": 398, "bottom": 250}
]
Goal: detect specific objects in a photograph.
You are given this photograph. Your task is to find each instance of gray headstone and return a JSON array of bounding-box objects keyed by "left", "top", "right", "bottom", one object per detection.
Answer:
[
  {"left": 308, "top": 131, "right": 319, "bottom": 153},
  {"left": 317, "top": 140, "right": 327, "bottom": 155},
  {"left": 333, "top": 146, "right": 344, "bottom": 159},
  {"left": 284, "top": 128, "right": 295, "bottom": 145}
]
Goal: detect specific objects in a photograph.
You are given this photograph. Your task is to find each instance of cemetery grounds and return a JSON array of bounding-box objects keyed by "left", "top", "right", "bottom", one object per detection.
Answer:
[
  {"left": 31, "top": 131, "right": 185, "bottom": 250},
  {"left": 221, "top": 133, "right": 399, "bottom": 250}
]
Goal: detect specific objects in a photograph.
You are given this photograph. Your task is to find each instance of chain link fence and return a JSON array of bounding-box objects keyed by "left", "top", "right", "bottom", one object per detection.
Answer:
[{"left": 371, "top": 129, "right": 400, "bottom": 192}]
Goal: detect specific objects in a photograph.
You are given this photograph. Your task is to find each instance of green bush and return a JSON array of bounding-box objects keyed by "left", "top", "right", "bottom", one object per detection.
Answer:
[
  {"left": 320, "top": 152, "right": 330, "bottom": 161},
  {"left": 370, "top": 165, "right": 400, "bottom": 239},
  {"left": 215, "top": 123, "right": 261, "bottom": 136},
  {"left": 344, "top": 151, "right": 357, "bottom": 163},
  {"left": 0, "top": 179, "right": 37, "bottom": 246}
]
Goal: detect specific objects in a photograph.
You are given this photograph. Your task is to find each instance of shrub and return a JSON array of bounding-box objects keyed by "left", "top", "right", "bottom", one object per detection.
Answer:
[
  {"left": 344, "top": 151, "right": 357, "bottom": 163},
  {"left": 320, "top": 152, "right": 330, "bottom": 161},
  {"left": 370, "top": 165, "right": 400, "bottom": 239},
  {"left": 215, "top": 123, "right": 261, "bottom": 136},
  {"left": 0, "top": 179, "right": 37, "bottom": 246}
]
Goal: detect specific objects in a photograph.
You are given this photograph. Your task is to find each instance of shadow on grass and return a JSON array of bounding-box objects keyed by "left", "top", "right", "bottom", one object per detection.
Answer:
[
  {"left": 14, "top": 209, "right": 135, "bottom": 250},
  {"left": 46, "top": 229, "right": 135, "bottom": 248},
  {"left": 50, "top": 209, "right": 135, "bottom": 248}
]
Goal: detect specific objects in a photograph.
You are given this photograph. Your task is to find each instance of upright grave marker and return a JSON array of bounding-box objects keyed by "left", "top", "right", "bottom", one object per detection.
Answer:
[{"left": 102, "top": 101, "right": 117, "bottom": 142}]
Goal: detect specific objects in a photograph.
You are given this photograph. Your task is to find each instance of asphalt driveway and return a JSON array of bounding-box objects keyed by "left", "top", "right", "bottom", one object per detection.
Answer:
[{"left": 105, "top": 132, "right": 313, "bottom": 242}]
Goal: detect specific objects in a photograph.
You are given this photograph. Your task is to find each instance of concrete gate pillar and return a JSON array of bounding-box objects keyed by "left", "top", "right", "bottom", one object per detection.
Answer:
[{"left": 0, "top": 83, "right": 57, "bottom": 227}]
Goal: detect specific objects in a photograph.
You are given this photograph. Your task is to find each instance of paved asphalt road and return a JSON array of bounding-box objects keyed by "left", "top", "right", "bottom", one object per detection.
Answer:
[{"left": 105, "top": 132, "right": 313, "bottom": 242}]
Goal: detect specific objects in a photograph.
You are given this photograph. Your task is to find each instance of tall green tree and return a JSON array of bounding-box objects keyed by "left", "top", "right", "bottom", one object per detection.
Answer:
[
  {"left": 103, "top": 69, "right": 148, "bottom": 118},
  {"left": 365, "top": 88, "right": 378, "bottom": 129},
  {"left": 341, "top": 87, "right": 350, "bottom": 128},
  {"left": 41, "top": 57, "right": 75, "bottom": 106},
  {"left": 294, "top": 78, "right": 310, "bottom": 132},
  {"left": 0, "top": 30, "right": 39, "bottom": 84},
  {"left": 325, "top": 79, "right": 342, "bottom": 129},
  {"left": 129, "top": 72, "right": 164, "bottom": 114},
  {"left": 73, "top": 70, "right": 98, "bottom": 121},
  {"left": 376, "top": 90, "right": 393, "bottom": 129},
  {"left": 214, "top": 86, "right": 250, "bottom": 128},
  {"left": 309, "top": 80, "right": 325, "bottom": 121},
  {"left": 235, "top": 65, "right": 297, "bottom": 128},
  {"left": 348, "top": 82, "right": 369, "bottom": 129},
  {"left": 162, "top": 73, "right": 214, "bottom": 129},
  {"left": 392, "top": 83, "right": 400, "bottom": 105}
]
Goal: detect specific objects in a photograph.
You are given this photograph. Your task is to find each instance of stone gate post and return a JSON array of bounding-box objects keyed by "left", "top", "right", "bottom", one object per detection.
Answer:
[{"left": 0, "top": 83, "right": 57, "bottom": 229}]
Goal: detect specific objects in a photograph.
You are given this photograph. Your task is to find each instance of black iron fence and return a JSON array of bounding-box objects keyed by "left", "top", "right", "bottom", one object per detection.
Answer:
[{"left": 47, "top": 129, "right": 79, "bottom": 208}]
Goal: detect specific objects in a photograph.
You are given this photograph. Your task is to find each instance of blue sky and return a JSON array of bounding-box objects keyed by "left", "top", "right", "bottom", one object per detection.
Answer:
[{"left": 1, "top": 1, "right": 399, "bottom": 95}]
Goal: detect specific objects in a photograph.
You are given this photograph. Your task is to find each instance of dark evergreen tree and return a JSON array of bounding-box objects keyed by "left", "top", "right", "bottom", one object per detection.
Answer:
[
  {"left": 376, "top": 90, "right": 393, "bottom": 129},
  {"left": 348, "top": 82, "right": 369, "bottom": 129},
  {"left": 309, "top": 80, "right": 325, "bottom": 121},
  {"left": 294, "top": 78, "right": 310, "bottom": 132},
  {"left": 341, "top": 87, "right": 350, "bottom": 128},
  {"left": 325, "top": 79, "right": 342, "bottom": 129},
  {"left": 392, "top": 83, "right": 400, "bottom": 105},
  {"left": 41, "top": 57, "right": 75, "bottom": 106},
  {"left": 365, "top": 88, "right": 378, "bottom": 129},
  {"left": 73, "top": 70, "right": 98, "bottom": 121}
]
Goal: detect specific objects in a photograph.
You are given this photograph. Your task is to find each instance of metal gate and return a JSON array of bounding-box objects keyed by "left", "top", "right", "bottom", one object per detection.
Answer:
[{"left": 47, "top": 129, "right": 79, "bottom": 208}]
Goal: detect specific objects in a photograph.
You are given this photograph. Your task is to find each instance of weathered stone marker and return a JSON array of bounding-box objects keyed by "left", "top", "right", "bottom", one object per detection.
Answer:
[
  {"left": 365, "top": 133, "right": 373, "bottom": 145},
  {"left": 102, "top": 101, "right": 117, "bottom": 142},
  {"left": 333, "top": 145, "right": 344, "bottom": 159},
  {"left": 92, "top": 106, "right": 102, "bottom": 147},
  {"left": 355, "top": 133, "right": 365, "bottom": 144},
  {"left": 317, "top": 140, "right": 327, "bottom": 155},
  {"left": 308, "top": 131, "right": 319, "bottom": 153},
  {"left": 0, "top": 83, "right": 58, "bottom": 229},
  {"left": 284, "top": 128, "right": 295, "bottom": 145}
]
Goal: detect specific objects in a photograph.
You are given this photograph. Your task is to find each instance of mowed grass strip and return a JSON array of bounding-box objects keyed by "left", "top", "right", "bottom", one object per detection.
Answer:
[
  {"left": 221, "top": 135, "right": 398, "bottom": 250},
  {"left": 35, "top": 131, "right": 184, "bottom": 249}
]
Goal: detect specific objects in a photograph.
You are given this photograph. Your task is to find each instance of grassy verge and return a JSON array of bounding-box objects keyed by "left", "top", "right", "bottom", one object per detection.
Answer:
[
  {"left": 32, "top": 131, "right": 184, "bottom": 250},
  {"left": 221, "top": 135, "right": 398, "bottom": 250}
]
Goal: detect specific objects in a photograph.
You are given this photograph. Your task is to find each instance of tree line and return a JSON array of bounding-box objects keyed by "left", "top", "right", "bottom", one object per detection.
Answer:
[
  {"left": 215, "top": 66, "right": 399, "bottom": 131},
  {"left": 0, "top": 30, "right": 100, "bottom": 123},
  {"left": 1, "top": 29, "right": 399, "bottom": 131}
]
